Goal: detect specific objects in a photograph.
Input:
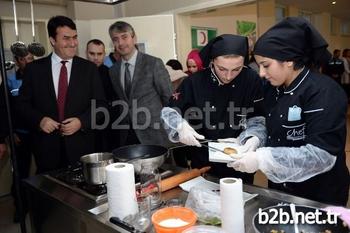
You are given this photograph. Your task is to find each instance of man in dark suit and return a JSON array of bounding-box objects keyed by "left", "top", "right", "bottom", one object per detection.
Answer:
[
  {"left": 17, "top": 16, "right": 105, "bottom": 173},
  {"left": 86, "top": 39, "right": 118, "bottom": 151},
  {"left": 108, "top": 21, "right": 172, "bottom": 147}
]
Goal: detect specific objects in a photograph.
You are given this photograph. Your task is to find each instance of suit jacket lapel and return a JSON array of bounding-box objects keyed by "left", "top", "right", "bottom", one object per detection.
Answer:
[
  {"left": 45, "top": 54, "right": 58, "bottom": 110},
  {"left": 110, "top": 62, "right": 128, "bottom": 101},
  {"left": 130, "top": 52, "right": 144, "bottom": 97}
]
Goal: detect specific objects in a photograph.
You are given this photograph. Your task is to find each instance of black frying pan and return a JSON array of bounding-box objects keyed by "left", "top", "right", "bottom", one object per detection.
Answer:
[
  {"left": 253, "top": 205, "right": 349, "bottom": 233},
  {"left": 112, "top": 145, "right": 168, "bottom": 174}
]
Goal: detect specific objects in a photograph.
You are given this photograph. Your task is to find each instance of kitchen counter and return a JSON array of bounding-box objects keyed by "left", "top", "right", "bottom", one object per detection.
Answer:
[{"left": 24, "top": 165, "right": 328, "bottom": 233}]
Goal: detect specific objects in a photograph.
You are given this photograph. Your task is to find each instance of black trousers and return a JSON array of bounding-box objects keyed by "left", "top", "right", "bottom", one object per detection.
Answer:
[{"left": 11, "top": 132, "right": 32, "bottom": 214}]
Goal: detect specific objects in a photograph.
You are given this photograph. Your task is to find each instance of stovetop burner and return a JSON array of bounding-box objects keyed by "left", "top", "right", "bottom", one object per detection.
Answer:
[
  {"left": 53, "top": 166, "right": 85, "bottom": 185},
  {"left": 45, "top": 166, "right": 108, "bottom": 202}
]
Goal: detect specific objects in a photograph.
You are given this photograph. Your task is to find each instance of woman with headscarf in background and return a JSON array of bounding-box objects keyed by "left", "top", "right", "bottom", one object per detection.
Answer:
[
  {"left": 185, "top": 49, "right": 204, "bottom": 75},
  {"left": 161, "top": 34, "right": 265, "bottom": 181},
  {"left": 228, "top": 17, "right": 349, "bottom": 205}
]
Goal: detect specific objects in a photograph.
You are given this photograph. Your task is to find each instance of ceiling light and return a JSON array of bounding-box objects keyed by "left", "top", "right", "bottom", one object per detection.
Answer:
[{"left": 331, "top": 1, "right": 336, "bottom": 4}]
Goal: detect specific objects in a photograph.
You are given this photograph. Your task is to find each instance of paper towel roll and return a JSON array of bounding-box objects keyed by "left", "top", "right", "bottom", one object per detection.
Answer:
[
  {"left": 106, "top": 163, "right": 138, "bottom": 220},
  {"left": 220, "top": 178, "right": 244, "bottom": 233}
]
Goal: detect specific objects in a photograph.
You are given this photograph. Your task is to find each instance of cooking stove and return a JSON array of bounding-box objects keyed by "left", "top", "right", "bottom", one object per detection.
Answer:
[
  {"left": 44, "top": 166, "right": 173, "bottom": 203},
  {"left": 44, "top": 166, "right": 109, "bottom": 202}
]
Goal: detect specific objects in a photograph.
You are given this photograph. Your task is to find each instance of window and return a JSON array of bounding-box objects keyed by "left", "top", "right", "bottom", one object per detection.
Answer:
[
  {"left": 340, "top": 20, "right": 350, "bottom": 35},
  {"left": 330, "top": 16, "right": 337, "bottom": 35},
  {"left": 275, "top": 5, "right": 286, "bottom": 23},
  {"left": 298, "top": 10, "right": 312, "bottom": 22}
]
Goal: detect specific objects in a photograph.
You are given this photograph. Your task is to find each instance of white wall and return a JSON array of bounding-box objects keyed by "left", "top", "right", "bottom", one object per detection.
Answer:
[
  {"left": 76, "top": 15, "right": 176, "bottom": 63},
  {"left": 121, "top": 0, "right": 247, "bottom": 16}
]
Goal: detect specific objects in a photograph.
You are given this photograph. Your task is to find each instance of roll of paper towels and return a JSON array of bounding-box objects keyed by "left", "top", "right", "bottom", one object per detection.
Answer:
[
  {"left": 106, "top": 163, "right": 138, "bottom": 220},
  {"left": 220, "top": 178, "right": 244, "bottom": 233}
]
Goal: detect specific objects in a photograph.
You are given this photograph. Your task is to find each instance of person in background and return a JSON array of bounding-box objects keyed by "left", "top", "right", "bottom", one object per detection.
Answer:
[
  {"left": 185, "top": 49, "right": 204, "bottom": 75},
  {"left": 108, "top": 21, "right": 172, "bottom": 147},
  {"left": 165, "top": 59, "right": 188, "bottom": 91},
  {"left": 341, "top": 49, "right": 350, "bottom": 99},
  {"left": 322, "top": 49, "right": 344, "bottom": 85},
  {"left": 86, "top": 39, "right": 118, "bottom": 150},
  {"left": 229, "top": 17, "right": 349, "bottom": 206},
  {"left": 165, "top": 59, "right": 189, "bottom": 167},
  {"left": 6, "top": 48, "right": 34, "bottom": 222},
  {"left": 161, "top": 34, "right": 265, "bottom": 181},
  {"left": 104, "top": 47, "right": 121, "bottom": 68},
  {"left": 166, "top": 59, "right": 184, "bottom": 71},
  {"left": 17, "top": 15, "right": 105, "bottom": 173}
]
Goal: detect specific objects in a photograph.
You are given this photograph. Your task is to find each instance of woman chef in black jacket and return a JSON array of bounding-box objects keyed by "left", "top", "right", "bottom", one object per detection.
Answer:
[
  {"left": 161, "top": 34, "right": 266, "bottom": 182},
  {"left": 229, "top": 17, "right": 349, "bottom": 205}
]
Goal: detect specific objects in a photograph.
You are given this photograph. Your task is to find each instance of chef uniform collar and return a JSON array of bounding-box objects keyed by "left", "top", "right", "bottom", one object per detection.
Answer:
[
  {"left": 278, "top": 67, "right": 310, "bottom": 94},
  {"left": 199, "top": 34, "right": 249, "bottom": 68},
  {"left": 253, "top": 17, "right": 331, "bottom": 68}
]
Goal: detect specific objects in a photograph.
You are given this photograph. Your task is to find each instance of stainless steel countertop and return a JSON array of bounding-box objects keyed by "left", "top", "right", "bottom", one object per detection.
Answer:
[{"left": 24, "top": 166, "right": 328, "bottom": 233}]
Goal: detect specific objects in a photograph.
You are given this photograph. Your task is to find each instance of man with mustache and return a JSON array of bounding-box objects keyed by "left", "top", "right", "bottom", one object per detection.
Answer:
[{"left": 17, "top": 15, "right": 105, "bottom": 173}]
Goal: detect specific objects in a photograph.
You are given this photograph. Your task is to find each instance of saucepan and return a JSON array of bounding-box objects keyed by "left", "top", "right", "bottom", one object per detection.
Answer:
[
  {"left": 252, "top": 204, "right": 349, "bottom": 233},
  {"left": 80, "top": 152, "right": 114, "bottom": 185},
  {"left": 112, "top": 145, "right": 168, "bottom": 174}
]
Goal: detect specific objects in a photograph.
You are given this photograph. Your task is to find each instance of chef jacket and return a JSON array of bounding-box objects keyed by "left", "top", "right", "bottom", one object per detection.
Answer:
[
  {"left": 168, "top": 67, "right": 264, "bottom": 180},
  {"left": 264, "top": 68, "right": 349, "bottom": 205}
]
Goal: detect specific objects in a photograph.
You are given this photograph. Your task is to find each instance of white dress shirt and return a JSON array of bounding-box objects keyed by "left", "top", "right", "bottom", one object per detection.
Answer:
[
  {"left": 121, "top": 50, "right": 138, "bottom": 90},
  {"left": 51, "top": 52, "right": 73, "bottom": 98}
]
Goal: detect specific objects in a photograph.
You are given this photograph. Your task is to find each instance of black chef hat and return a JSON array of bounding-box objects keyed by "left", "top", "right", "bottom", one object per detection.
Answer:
[
  {"left": 200, "top": 34, "right": 249, "bottom": 67},
  {"left": 254, "top": 17, "right": 331, "bottom": 68}
]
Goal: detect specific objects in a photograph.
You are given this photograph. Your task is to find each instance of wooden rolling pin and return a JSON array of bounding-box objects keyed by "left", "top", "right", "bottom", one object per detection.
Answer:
[{"left": 160, "top": 166, "right": 211, "bottom": 192}]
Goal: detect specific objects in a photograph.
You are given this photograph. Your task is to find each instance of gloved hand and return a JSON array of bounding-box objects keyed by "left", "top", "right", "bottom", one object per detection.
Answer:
[
  {"left": 237, "top": 136, "right": 260, "bottom": 153},
  {"left": 177, "top": 121, "right": 205, "bottom": 147},
  {"left": 324, "top": 206, "right": 350, "bottom": 227},
  {"left": 227, "top": 151, "right": 259, "bottom": 173}
]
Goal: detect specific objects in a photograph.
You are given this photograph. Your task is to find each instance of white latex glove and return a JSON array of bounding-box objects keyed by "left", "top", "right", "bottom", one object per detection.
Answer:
[
  {"left": 217, "top": 137, "right": 239, "bottom": 144},
  {"left": 227, "top": 151, "right": 259, "bottom": 173},
  {"left": 177, "top": 121, "right": 205, "bottom": 147},
  {"left": 237, "top": 136, "right": 260, "bottom": 153}
]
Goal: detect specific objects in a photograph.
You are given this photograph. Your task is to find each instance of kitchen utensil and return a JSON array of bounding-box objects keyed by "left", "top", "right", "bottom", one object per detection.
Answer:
[
  {"left": 112, "top": 145, "right": 168, "bottom": 174},
  {"left": 252, "top": 204, "right": 349, "bottom": 233},
  {"left": 27, "top": 0, "right": 45, "bottom": 57},
  {"left": 160, "top": 166, "right": 210, "bottom": 192},
  {"left": 151, "top": 206, "right": 197, "bottom": 233},
  {"left": 10, "top": 0, "right": 28, "bottom": 57},
  {"left": 201, "top": 144, "right": 227, "bottom": 154},
  {"left": 80, "top": 152, "right": 114, "bottom": 185}
]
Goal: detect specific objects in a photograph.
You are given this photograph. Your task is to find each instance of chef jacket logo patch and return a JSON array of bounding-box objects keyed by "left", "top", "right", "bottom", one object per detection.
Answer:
[
  {"left": 283, "top": 123, "right": 306, "bottom": 141},
  {"left": 288, "top": 105, "right": 302, "bottom": 121},
  {"left": 172, "top": 92, "right": 180, "bottom": 101}
]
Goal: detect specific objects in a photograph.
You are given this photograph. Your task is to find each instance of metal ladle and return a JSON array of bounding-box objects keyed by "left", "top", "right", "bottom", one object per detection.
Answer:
[
  {"left": 10, "top": 0, "right": 28, "bottom": 57},
  {"left": 27, "top": 0, "right": 45, "bottom": 57}
]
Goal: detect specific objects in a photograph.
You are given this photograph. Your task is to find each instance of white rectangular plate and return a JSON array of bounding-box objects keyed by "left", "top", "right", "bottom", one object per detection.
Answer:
[
  {"left": 179, "top": 176, "right": 258, "bottom": 203},
  {"left": 208, "top": 142, "right": 242, "bottom": 163}
]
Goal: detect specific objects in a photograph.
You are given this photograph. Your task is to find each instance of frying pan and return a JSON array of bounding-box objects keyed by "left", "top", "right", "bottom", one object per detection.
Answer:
[
  {"left": 112, "top": 145, "right": 168, "bottom": 174},
  {"left": 253, "top": 204, "right": 349, "bottom": 233}
]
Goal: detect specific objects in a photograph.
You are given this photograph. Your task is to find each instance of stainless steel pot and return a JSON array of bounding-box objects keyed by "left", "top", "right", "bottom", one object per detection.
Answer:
[
  {"left": 112, "top": 145, "right": 168, "bottom": 174},
  {"left": 80, "top": 152, "right": 114, "bottom": 185}
]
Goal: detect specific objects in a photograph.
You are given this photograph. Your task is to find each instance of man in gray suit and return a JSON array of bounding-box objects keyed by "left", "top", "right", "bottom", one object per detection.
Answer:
[{"left": 108, "top": 21, "right": 172, "bottom": 147}]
